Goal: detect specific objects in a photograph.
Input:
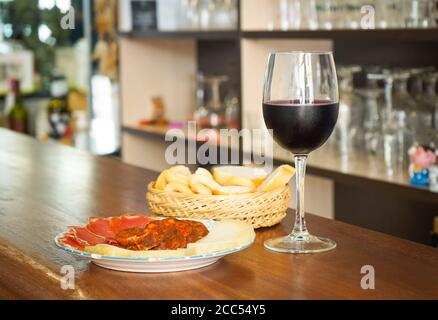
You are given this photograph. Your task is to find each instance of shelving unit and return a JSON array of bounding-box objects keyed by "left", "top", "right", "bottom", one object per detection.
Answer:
[
  {"left": 118, "top": 0, "right": 438, "bottom": 244},
  {"left": 119, "top": 30, "right": 240, "bottom": 40},
  {"left": 242, "top": 29, "right": 438, "bottom": 42},
  {"left": 120, "top": 29, "right": 438, "bottom": 42},
  {"left": 118, "top": 26, "right": 438, "bottom": 140}
]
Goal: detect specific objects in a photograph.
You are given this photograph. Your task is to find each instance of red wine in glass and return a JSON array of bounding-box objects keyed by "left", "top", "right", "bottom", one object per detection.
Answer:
[
  {"left": 263, "top": 99, "right": 339, "bottom": 154},
  {"left": 262, "top": 51, "right": 339, "bottom": 254}
]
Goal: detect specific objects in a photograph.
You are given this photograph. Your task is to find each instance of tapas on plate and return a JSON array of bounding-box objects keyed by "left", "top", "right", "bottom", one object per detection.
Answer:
[{"left": 55, "top": 213, "right": 255, "bottom": 272}]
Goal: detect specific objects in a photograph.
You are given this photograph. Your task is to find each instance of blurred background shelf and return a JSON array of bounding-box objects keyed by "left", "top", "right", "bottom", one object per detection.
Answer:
[
  {"left": 242, "top": 29, "right": 438, "bottom": 42},
  {"left": 120, "top": 29, "right": 438, "bottom": 42},
  {"left": 117, "top": 0, "right": 438, "bottom": 246},
  {"left": 124, "top": 123, "right": 438, "bottom": 202},
  {"left": 119, "top": 30, "right": 239, "bottom": 40},
  {"left": 122, "top": 124, "right": 173, "bottom": 139}
]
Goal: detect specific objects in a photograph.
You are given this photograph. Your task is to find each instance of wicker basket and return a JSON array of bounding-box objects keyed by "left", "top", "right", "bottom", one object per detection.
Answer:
[{"left": 146, "top": 182, "right": 290, "bottom": 228}]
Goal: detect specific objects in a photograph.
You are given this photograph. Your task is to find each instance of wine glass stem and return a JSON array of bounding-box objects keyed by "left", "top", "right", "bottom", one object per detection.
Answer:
[{"left": 290, "top": 155, "right": 309, "bottom": 241}]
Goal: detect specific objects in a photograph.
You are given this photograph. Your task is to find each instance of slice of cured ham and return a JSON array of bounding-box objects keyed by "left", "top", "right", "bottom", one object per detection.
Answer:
[
  {"left": 69, "top": 226, "right": 107, "bottom": 246},
  {"left": 86, "top": 217, "right": 115, "bottom": 239},
  {"left": 58, "top": 213, "right": 156, "bottom": 251},
  {"left": 59, "top": 234, "right": 85, "bottom": 250},
  {"left": 109, "top": 213, "right": 154, "bottom": 234}
]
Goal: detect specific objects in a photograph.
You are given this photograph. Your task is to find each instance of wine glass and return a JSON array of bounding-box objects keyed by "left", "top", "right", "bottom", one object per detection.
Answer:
[{"left": 262, "top": 51, "right": 339, "bottom": 253}]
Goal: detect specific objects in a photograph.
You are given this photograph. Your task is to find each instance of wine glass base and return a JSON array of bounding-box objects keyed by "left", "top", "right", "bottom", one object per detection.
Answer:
[{"left": 264, "top": 234, "right": 336, "bottom": 254}]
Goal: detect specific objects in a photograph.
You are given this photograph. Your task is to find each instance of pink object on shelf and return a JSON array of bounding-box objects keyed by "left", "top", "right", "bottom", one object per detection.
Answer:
[{"left": 409, "top": 145, "right": 436, "bottom": 170}]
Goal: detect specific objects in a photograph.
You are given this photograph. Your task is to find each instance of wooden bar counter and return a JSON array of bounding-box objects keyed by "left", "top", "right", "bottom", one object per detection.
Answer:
[{"left": 0, "top": 129, "right": 437, "bottom": 299}]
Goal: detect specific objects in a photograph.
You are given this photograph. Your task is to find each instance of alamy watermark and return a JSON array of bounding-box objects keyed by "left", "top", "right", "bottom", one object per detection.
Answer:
[
  {"left": 60, "top": 6, "right": 75, "bottom": 30},
  {"left": 164, "top": 121, "right": 273, "bottom": 171},
  {"left": 361, "top": 5, "right": 376, "bottom": 30},
  {"left": 59, "top": 3, "right": 377, "bottom": 31},
  {"left": 360, "top": 265, "right": 375, "bottom": 290},
  {"left": 60, "top": 265, "right": 75, "bottom": 290}
]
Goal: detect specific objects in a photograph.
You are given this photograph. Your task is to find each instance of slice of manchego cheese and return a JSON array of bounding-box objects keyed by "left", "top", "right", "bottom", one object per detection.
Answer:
[
  {"left": 84, "top": 244, "right": 195, "bottom": 258},
  {"left": 188, "top": 220, "right": 255, "bottom": 255}
]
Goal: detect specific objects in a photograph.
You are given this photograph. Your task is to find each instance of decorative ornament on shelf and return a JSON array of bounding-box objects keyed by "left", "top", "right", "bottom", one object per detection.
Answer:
[
  {"left": 138, "top": 96, "right": 169, "bottom": 126},
  {"left": 408, "top": 144, "right": 437, "bottom": 187}
]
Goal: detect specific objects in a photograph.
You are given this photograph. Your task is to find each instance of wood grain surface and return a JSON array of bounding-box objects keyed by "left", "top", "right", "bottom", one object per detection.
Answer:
[{"left": 0, "top": 129, "right": 437, "bottom": 300}]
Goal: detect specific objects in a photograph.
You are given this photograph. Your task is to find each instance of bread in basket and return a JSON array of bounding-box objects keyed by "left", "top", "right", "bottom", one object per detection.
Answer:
[{"left": 146, "top": 165, "right": 294, "bottom": 228}]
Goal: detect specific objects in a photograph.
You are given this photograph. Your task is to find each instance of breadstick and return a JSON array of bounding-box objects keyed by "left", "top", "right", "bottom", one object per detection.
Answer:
[{"left": 164, "top": 182, "right": 193, "bottom": 194}]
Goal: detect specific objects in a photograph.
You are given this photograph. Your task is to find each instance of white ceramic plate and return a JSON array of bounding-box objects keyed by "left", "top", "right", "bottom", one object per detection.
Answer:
[{"left": 55, "top": 219, "right": 254, "bottom": 273}]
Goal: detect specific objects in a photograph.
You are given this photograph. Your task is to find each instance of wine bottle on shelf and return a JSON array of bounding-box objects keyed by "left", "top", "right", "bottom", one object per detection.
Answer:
[
  {"left": 47, "top": 76, "right": 72, "bottom": 141},
  {"left": 0, "top": 100, "right": 5, "bottom": 128},
  {"left": 431, "top": 216, "right": 438, "bottom": 248},
  {"left": 7, "top": 79, "right": 28, "bottom": 134}
]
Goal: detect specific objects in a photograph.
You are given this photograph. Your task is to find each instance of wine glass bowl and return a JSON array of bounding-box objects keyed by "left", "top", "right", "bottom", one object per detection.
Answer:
[
  {"left": 262, "top": 51, "right": 339, "bottom": 254},
  {"left": 263, "top": 99, "right": 339, "bottom": 155}
]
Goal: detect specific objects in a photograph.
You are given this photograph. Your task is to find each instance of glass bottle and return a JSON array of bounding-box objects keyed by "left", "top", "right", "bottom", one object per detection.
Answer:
[
  {"left": 199, "top": 0, "right": 214, "bottom": 30},
  {"left": 193, "top": 73, "right": 210, "bottom": 128},
  {"left": 366, "top": 69, "right": 395, "bottom": 157},
  {"left": 381, "top": 109, "right": 408, "bottom": 175},
  {"left": 334, "top": 65, "right": 362, "bottom": 156},
  {"left": 413, "top": 72, "right": 438, "bottom": 147},
  {"left": 212, "top": 0, "right": 237, "bottom": 30},
  {"left": 204, "top": 75, "right": 228, "bottom": 128},
  {"left": 302, "top": 0, "right": 318, "bottom": 30},
  {"left": 317, "top": 0, "right": 340, "bottom": 30},
  {"left": 183, "top": 0, "right": 201, "bottom": 30},
  {"left": 408, "top": 66, "right": 434, "bottom": 102},
  {"left": 344, "top": 0, "right": 362, "bottom": 29},
  {"left": 391, "top": 71, "right": 417, "bottom": 163},
  {"left": 279, "top": 0, "right": 289, "bottom": 30},
  {"left": 375, "top": 71, "right": 412, "bottom": 170},
  {"left": 395, "top": 70, "right": 433, "bottom": 141},
  {"left": 47, "top": 76, "right": 72, "bottom": 140},
  {"left": 374, "top": 0, "right": 404, "bottom": 29},
  {"left": 287, "top": 0, "right": 301, "bottom": 30},
  {"left": 224, "top": 92, "right": 239, "bottom": 129},
  {"left": 7, "top": 79, "right": 28, "bottom": 134},
  {"left": 357, "top": 88, "right": 383, "bottom": 155},
  {"left": 423, "top": 72, "right": 438, "bottom": 129},
  {"left": 404, "top": 0, "right": 437, "bottom": 28},
  {"left": 0, "top": 102, "right": 5, "bottom": 128}
]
